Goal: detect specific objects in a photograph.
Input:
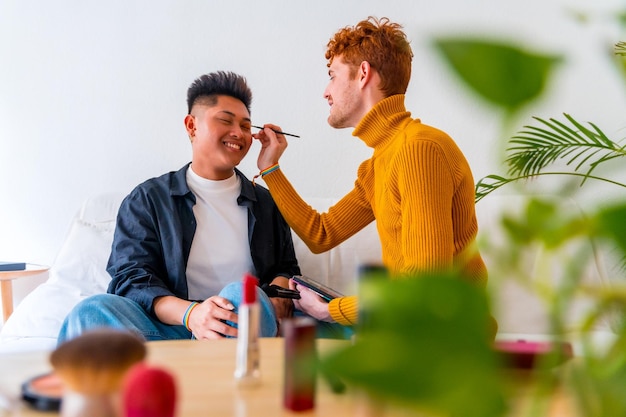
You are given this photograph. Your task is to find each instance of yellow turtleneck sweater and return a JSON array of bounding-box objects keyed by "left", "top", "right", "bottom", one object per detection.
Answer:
[{"left": 263, "top": 95, "right": 487, "bottom": 326}]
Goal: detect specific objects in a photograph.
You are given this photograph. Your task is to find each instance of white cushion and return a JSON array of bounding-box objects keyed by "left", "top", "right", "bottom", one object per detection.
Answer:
[
  {"left": 0, "top": 282, "right": 84, "bottom": 340},
  {"left": 0, "top": 193, "right": 123, "bottom": 351},
  {"left": 45, "top": 217, "right": 115, "bottom": 295},
  {"left": 78, "top": 192, "right": 126, "bottom": 224}
]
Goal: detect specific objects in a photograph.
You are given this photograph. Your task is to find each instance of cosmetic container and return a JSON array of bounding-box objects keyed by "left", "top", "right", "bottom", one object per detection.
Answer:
[{"left": 283, "top": 317, "right": 317, "bottom": 411}]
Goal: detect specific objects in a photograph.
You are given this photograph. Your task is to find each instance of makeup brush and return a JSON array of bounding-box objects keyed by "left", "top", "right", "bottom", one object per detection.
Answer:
[
  {"left": 252, "top": 125, "right": 300, "bottom": 138},
  {"left": 50, "top": 328, "right": 147, "bottom": 417}
]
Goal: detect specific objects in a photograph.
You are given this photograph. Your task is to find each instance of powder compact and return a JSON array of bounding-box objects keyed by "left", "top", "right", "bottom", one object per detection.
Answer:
[{"left": 21, "top": 372, "right": 63, "bottom": 411}]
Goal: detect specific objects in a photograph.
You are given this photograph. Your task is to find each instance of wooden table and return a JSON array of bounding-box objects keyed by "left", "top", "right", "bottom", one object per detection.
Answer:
[
  {"left": 0, "top": 264, "right": 48, "bottom": 321},
  {"left": 0, "top": 338, "right": 405, "bottom": 416},
  {"left": 0, "top": 338, "right": 578, "bottom": 416}
]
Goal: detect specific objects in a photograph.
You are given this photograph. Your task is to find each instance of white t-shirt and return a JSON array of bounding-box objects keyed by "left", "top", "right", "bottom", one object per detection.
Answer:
[{"left": 185, "top": 167, "right": 254, "bottom": 300}]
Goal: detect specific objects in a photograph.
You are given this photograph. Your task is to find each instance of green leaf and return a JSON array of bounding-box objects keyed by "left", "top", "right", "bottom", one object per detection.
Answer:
[
  {"left": 614, "top": 42, "right": 626, "bottom": 88},
  {"left": 432, "top": 38, "right": 563, "bottom": 112},
  {"left": 506, "top": 114, "right": 626, "bottom": 180},
  {"left": 320, "top": 275, "right": 507, "bottom": 417},
  {"left": 475, "top": 174, "right": 513, "bottom": 202},
  {"left": 595, "top": 203, "right": 626, "bottom": 255},
  {"left": 474, "top": 114, "right": 626, "bottom": 201},
  {"left": 501, "top": 197, "right": 588, "bottom": 249}
]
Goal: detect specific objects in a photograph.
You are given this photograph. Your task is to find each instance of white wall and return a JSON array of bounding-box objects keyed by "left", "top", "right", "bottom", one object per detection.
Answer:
[{"left": 1, "top": 0, "right": 625, "bottom": 306}]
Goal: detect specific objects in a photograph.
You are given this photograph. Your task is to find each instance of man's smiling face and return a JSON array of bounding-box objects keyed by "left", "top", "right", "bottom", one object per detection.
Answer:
[{"left": 186, "top": 95, "right": 252, "bottom": 180}]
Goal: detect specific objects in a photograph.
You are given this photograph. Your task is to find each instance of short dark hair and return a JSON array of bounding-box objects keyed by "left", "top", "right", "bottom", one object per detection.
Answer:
[{"left": 186, "top": 71, "right": 252, "bottom": 114}]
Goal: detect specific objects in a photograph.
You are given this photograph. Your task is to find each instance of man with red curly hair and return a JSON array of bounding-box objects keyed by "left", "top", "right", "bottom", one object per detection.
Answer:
[{"left": 255, "top": 17, "right": 490, "bottom": 333}]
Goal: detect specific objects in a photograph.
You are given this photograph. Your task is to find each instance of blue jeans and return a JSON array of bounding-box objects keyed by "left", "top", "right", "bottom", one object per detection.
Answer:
[
  {"left": 58, "top": 281, "right": 353, "bottom": 344},
  {"left": 57, "top": 281, "right": 278, "bottom": 343}
]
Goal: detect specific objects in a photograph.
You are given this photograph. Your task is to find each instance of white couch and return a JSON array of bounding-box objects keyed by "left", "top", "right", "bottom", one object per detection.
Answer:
[
  {"left": 0, "top": 193, "right": 383, "bottom": 353},
  {"left": 0, "top": 192, "right": 616, "bottom": 353}
]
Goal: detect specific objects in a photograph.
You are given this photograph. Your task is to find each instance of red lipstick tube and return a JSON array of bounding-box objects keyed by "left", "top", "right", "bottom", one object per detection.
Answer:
[{"left": 234, "top": 274, "right": 261, "bottom": 386}]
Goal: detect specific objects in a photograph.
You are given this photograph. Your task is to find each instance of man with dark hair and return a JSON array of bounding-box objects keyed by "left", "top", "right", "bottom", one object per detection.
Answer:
[
  {"left": 186, "top": 71, "right": 252, "bottom": 114},
  {"left": 59, "top": 71, "right": 300, "bottom": 342}
]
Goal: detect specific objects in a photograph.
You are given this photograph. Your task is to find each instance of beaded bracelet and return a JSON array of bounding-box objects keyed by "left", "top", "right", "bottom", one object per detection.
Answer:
[
  {"left": 252, "top": 163, "right": 280, "bottom": 185},
  {"left": 183, "top": 302, "right": 199, "bottom": 331}
]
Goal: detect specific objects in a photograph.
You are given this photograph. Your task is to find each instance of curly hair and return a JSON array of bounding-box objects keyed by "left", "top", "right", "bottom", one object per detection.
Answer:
[
  {"left": 325, "top": 16, "right": 413, "bottom": 97},
  {"left": 186, "top": 71, "right": 252, "bottom": 114}
]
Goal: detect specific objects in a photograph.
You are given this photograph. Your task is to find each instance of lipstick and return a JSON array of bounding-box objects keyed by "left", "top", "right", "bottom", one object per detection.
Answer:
[{"left": 234, "top": 273, "right": 261, "bottom": 386}]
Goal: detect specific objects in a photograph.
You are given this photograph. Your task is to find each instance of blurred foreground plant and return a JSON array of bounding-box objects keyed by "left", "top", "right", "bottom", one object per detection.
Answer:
[
  {"left": 320, "top": 273, "right": 507, "bottom": 417},
  {"left": 317, "top": 198, "right": 626, "bottom": 416}
]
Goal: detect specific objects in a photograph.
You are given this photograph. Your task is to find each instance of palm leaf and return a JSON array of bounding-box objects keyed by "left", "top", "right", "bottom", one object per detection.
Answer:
[
  {"left": 475, "top": 175, "right": 515, "bottom": 203},
  {"left": 475, "top": 114, "right": 626, "bottom": 202},
  {"left": 506, "top": 114, "right": 625, "bottom": 182}
]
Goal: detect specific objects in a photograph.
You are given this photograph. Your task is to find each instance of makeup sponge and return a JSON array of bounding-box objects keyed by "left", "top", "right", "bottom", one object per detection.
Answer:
[{"left": 121, "top": 363, "right": 177, "bottom": 417}]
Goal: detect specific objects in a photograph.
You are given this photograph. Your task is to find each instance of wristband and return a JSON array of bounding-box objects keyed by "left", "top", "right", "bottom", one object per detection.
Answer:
[
  {"left": 252, "top": 163, "right": 280, "bottom": 185},
  {"left": 260, "top": 163, "right": 280, "bottom": 176},
  {"left": 182, "top": 302, "right": 199, "bottom": 331}
]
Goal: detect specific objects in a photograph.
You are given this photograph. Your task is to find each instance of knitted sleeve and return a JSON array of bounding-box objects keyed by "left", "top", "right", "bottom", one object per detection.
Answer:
[
  {"left": 328, "top": 296, "right": 358, "bottom": 325},
  {"left": 262, "top": 166, "right": 375, "bottom": 254}
]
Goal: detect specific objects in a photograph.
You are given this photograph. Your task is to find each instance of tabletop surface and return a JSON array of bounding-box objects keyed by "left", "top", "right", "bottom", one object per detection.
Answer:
[
  {"left": 0, "top": 338, "right": 414, "bottom": 417},
  {"left": 0, "top": 264, "right": 49, "bottom": 281},
  {"left": 0, "top": 337, "right": 577, "bottom": 417}
]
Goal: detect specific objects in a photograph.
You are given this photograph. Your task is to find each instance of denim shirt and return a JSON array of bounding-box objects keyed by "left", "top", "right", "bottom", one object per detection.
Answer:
[{"left": 106, "top": 163, "right": 301, "bottom": 315}]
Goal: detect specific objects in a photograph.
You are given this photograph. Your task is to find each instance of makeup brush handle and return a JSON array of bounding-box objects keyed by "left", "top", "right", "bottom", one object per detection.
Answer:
[{"left": 61, "top": 390, "right": 116, "bottom": 417}]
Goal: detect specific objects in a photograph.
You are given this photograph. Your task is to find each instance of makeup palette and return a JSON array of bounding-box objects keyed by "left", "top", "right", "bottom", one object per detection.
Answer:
[{"left": 21, "top": 372, "right": 63, "bottom": 411}]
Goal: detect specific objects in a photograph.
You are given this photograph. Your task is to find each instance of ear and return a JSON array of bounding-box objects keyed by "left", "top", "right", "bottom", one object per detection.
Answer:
[
  {"left": 357, "top": 61, "right": 373, "bottom": 87},
  {"left": 184, "top": 114, "right": 196, "bottom": 137}
]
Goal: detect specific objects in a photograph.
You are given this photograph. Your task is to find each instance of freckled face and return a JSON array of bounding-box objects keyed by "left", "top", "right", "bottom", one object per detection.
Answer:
[
  {"left": 186, "top": 95, "right": 252, "bottom": 180},
  {"left": 323, "top": 57, "right": 362, "bottom": 129}
]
